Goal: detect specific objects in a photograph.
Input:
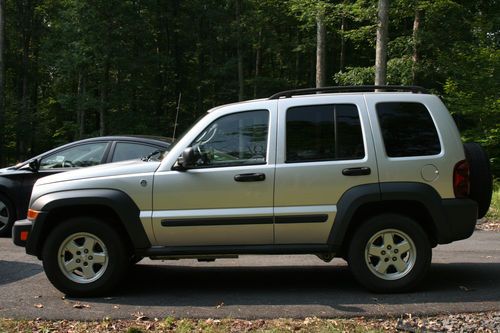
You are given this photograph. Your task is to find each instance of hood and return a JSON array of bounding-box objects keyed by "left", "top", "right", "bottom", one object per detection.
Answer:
[{"left": 36, "top": 159, "right": 160, "bottom": 186}]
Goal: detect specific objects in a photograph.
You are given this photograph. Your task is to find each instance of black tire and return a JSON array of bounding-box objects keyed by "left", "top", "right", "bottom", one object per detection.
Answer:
[
  {"left": 0, "top": 193, "right": 15, "bottom": 237},
  {"left": 348, "top": 214, "right": 431, "bottom": 293},
  {"left": 42, "top": 217, "right": 129, "bottom": 297},
  {"left": 463, "top": 142, "right": 492, "bottom": 219}
]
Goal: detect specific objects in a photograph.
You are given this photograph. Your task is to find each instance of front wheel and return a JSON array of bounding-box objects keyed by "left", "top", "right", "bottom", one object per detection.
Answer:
[
  {"left": 348, "top": 214, "right": 431, "bottom": 293},
  {"left": 42, "top": 217, "right": 129, "bottom": 297}
]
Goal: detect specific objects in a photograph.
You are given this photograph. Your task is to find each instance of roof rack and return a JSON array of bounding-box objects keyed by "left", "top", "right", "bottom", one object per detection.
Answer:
[{"left": 268, "top": 85, "right": 429, "bottom": 99}]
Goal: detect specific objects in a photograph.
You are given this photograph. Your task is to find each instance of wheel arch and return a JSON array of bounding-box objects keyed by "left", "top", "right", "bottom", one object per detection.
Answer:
[
  {"left": 26, "top": 189, "right": 150, "bottom": 258},
  {"left": 328, "top": 182, "right": 451, "bottom": 256}
]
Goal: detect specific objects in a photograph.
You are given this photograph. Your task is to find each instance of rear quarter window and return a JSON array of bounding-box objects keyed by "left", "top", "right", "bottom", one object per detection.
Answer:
[{"left": 376, "top": 102, "right": 441, "bottom": 157}]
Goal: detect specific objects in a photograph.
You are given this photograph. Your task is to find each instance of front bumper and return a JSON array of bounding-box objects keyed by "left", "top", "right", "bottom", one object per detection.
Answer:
[{"left": 12, "top": 219, "right": 33, "bottom": 247}]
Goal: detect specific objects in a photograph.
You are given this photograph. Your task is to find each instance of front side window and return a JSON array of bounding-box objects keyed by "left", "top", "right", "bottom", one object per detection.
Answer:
[
  {"left": 189, "top": 110, "right": 269, "bottom": 167},
  {"left": 376, "top": 102, "right": 441, "bottom": 157},
  {"left": 40, "top": 142, "right": 108, "bottom": 169},
  {"left": 286, "top": 104, "right": 364, "bottom": 162}
]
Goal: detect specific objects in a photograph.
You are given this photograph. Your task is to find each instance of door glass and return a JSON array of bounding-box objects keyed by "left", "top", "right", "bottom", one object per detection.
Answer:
[
  {"left": 112, "top": 142, "right": 162, "bottom": 162},
  {"left": 189, "top": 110, "right": 269, "bottom": 167},
  {"left": 40, "top": 142, "right": 108, "bottom": 169},
  {"left": 286, "top": 104, "right": 364, "bottom": 162}
]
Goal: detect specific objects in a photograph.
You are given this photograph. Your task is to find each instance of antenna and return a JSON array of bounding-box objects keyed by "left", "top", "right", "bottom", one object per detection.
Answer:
[{"left": 172, "top": 92, "right": 181, "bottom": 140}]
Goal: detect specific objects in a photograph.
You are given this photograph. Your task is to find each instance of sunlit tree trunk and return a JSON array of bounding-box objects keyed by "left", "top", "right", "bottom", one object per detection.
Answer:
[
  {"left": 412, "top": 6, "right": 421, "bottom": 85},
  {"left": 316, "top": 10, "right": 326, "bottom": 88},
  {"left": 236, "top": 0, "right": 244, "bottom": 101},
  {"left": 375, "top": 0, "right": 389, "bottom": 86}
]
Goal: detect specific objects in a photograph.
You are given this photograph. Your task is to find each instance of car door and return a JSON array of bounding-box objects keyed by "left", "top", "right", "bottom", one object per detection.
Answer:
[
  {"left": 151, "top": 102, "right": 277, "bottom": 246},
  {"left": 273, "top": 95, "right": 378, "bottom": 244}
]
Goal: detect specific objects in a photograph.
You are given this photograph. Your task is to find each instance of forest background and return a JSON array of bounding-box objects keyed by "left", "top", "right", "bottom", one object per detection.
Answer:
[{"left": 0, "top": 0, "right": 498, "bottom": 178}]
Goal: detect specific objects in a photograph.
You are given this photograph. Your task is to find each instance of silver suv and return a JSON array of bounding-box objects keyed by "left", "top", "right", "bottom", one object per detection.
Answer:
[{"left": 13, "top": 86, "right": 492, "bottom": 296}]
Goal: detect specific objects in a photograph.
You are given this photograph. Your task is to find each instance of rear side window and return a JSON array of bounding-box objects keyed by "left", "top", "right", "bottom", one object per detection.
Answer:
[
  {"left": 112, "top": 142, "right": 161, "bottom": 162},
  {"left": 286, "top": 104, "right": 364, "bottom": 162},
  {"left": 376, "top": 102, "right": 441, "bottom": 157}
]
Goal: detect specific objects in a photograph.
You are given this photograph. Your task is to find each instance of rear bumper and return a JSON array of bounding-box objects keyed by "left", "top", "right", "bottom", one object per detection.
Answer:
[
  {"left": 440, "top": 198, "right": 478, "bottom": 243},
  {"left": 12, "top": 219, "right": 33, "bottom": 247}
]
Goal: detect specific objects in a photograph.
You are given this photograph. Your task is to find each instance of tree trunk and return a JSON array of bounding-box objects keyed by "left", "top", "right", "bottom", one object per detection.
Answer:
[
  {"left": 0, "top": 0, "right": 5, "bottom": 165},
  {"left": 235, "top": 0, "right": 244, "bottom": 101},
  {"left": 76, "top": 73, "right": 85, "bottom": 139},
  {"left": 375, "top": 0, "right": 389, "bottom": 86},
  {"left": 340, "top": 15, "right": 346, "bottom": 73},
  {"left": 19, "top": 19, "right": 31, "bottom": 160},
  {"left": 316, "top": 11, "right": 326, "bottom": 88},
  {"left": 253, "top": 29, "right": 262, "bottom": 98},
  {"left": 99, "top": 61, "right": 109, "bottom": 136},
  {"left": 412, "top": 6, "right": 421, "bottom": 85}
]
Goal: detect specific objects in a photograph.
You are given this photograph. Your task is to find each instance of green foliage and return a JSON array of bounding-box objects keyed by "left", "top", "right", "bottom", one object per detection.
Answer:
[{"left": 1, "top": 0, "right": 498, "bottom": 179}]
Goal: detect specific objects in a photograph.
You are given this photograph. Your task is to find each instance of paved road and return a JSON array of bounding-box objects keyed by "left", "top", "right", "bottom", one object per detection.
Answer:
[{"left": 0, "top": 230, "right": 499, "bottom": 320}]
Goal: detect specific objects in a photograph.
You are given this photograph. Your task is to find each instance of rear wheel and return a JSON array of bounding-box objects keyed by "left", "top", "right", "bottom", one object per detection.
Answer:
[
  {"left": 0, "top": 194, "right": 15, "bottom": 237},
  {"left": 348, "top": 214, "right": 431, "bottom": 293},
  {"left": 42, "top": 217, "right": 129, "bottom": 297}
]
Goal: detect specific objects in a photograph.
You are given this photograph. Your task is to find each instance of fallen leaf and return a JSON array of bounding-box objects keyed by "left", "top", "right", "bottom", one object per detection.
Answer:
[
  {"left": 34, "top": 304, "right": 44, "bottom": 308},
  {"left": 132, "top": 312, "right": 149, "bottom": 321},
  {"left": 73, "top": 303, "right": 91, "bottom": 309}
]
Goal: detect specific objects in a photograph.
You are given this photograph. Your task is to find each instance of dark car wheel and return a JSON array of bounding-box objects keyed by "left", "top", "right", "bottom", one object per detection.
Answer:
[
  {"left": 0, "top": 194, "right": 15, "bottom": 237},
  {"left": 464, "top": 142, "right": 493, "bottom": 219},
  {"left": 348, "top": 214, "right": 431, "bottom": 293},
  {"left": 42, "top": 217, "right": 129, "bottom": 297}
]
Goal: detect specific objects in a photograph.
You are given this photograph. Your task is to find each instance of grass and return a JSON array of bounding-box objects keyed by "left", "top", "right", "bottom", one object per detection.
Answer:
[
  {"left": 0, "top": 317, "right": 389, "bottom": 333},
  {"left": 485, "top": 182, "right": 500, "bottom": 222}
]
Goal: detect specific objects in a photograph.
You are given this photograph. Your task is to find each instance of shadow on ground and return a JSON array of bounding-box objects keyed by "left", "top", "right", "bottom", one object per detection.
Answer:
[
  {"left": 70, "top": 261, "right": 500, "bottom": 314},
  {"left": 0, "top": 260, "right": 43, "bottom": 286}
]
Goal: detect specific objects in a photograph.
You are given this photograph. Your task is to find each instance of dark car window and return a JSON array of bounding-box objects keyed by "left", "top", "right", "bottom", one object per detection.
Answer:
[
  {"left": 112, "top": 142, "right": 162, "bottom": 162},
  {"left": 376, "top": 102, "right": 441, "bottom": 157},
  {"left": 40, "top": 142, "right": 108, "bottom": 169},
  {"left": 286, "top": 104, "right": 364, "bottom": 163}
]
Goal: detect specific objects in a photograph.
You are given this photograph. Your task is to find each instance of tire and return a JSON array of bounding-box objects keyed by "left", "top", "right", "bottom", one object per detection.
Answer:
[
  {"left": 464, "top": 142, "right": 492, "bottom": 219},
  {"left": 348, "top": 214, "right": 431, "bottom": 293},
  {"left": 42, "top": 217, "right": 129, "bottom": 297},
  {"left": 0, "top": 193, "right": 15, "bottom": 237}
]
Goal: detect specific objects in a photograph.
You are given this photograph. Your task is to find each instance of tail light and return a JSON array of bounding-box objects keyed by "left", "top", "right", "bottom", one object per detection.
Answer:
[{"left": 453, "top": 160, "right": 470, "bottom": 198}]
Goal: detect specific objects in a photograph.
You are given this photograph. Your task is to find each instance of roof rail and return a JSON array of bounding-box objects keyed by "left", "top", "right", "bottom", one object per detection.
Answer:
[{"left": 268, "top": 85, "right": 429, "bottom": 99}]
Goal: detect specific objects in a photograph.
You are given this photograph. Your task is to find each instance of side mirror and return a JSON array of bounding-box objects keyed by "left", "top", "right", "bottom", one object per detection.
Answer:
[
  {"left": 173, "top": 147, "right": 196, "bottom": 171},
  {"left": 28, "top": 159, "right": 40, "bottom": 172}
]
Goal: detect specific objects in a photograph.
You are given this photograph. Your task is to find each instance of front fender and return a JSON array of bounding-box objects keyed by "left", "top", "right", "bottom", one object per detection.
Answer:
[{"left": 26, "top": 189, "right": 150, "bottom": 257}]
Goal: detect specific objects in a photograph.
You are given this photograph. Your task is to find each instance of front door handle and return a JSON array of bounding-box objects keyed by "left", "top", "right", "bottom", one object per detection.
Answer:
[
  {"left": 342, "top": 167, "right": 371, "bottom": 176},
  {"left": 234, "top": 173, "right": 266, "bottom": 182}
]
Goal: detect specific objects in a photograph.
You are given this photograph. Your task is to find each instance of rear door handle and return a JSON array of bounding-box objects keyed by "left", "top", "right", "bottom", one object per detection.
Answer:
[
  {"left": 234, "top": 173, "right": 266, "bottom": 182},
  {"left": 342, "top": 167, "right": 371, "bottom": 176}
]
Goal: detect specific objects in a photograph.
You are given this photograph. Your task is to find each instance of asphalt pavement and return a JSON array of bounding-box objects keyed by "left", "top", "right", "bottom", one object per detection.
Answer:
[{"left": 0, "top": 230, "right": 499, "bottom": 320}]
